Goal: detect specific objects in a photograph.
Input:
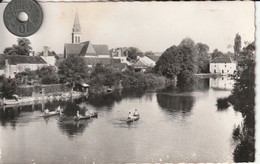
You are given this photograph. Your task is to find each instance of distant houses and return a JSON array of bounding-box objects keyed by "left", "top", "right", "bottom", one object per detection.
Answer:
[
  {"left": 0, "top": 55, "right": 48, "bottom": 78},
  {"left": 132, "top": 55, "right": 160, "bottom": 72},
  {"left": 38, "top": 46, "right": 57, "bottom": 66},
  {"left": 209, "top": 57, "right": 236, "bottom": 75}
]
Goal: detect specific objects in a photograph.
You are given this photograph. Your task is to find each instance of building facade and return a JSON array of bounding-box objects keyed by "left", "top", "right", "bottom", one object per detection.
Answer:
[
  {"left": 209, "top": 57, "right": 236, "bottom": 75},
  {"left": 0, "top": 55, "right": 47, "bottom": 78}
]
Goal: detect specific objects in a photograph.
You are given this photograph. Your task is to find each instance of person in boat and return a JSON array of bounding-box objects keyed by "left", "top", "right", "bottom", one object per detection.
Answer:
[
  {"left": 56, "top": 106, "right": 61, "bottom": 113},
  {"left": 77, "top": 111, "right": 82, "bottom": 118},
  {"left": 133, "top": 109, "right": 139, "bottom": 117},
  {"left": 89, "top": 110, "right": 94, "bottom": 116},
  {"left": 128, "top": 112, "right": 132, "bottom": 119},
  {"left": 44, "top": 109, "right": 50, "bottom": 115}
]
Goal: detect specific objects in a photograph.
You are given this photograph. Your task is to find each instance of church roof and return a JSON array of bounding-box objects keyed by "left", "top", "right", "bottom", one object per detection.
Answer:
[
  {"left": 80, "top": 41, "right": 98, "bottom": 56},
  {"left": 64, "top": 41, "right": 109, "bottom": 58},
  {"left": 64, "top": 43, "right": 84, "bottom": 57},
  {"left": 210, "top": 57, "right": 233, "bottom": 63},
  {"left": 93, "top": 45, "right": 110, "bottom": 56}
]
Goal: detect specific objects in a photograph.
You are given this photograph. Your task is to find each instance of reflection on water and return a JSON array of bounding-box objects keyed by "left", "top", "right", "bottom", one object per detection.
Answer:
[
  {"left": 157, "top": 94, "right": 194, "bottom": 117},
  {"left": 210, "top": 76, "right": 235, "bottom": 90},
  {"left": 0, "top": 77, "right": 243, "bottom": 163}
]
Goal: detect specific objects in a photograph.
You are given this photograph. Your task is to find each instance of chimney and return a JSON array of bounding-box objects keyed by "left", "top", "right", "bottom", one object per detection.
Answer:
[{"left": 43, "top": 46, "right": 49, "bottom": 56}]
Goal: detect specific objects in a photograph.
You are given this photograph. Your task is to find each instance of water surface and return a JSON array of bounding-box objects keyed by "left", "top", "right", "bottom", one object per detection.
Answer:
[{"left": 0, "top": 78, "right": 242, "bottom": 163}]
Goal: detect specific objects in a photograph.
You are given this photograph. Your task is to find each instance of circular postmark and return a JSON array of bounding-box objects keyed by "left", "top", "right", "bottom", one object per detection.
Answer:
[{"left": 3, "top": 0, "right": 43, "bottom": 37}]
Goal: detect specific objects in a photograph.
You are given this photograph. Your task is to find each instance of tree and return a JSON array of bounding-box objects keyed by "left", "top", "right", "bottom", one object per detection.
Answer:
[
  {"left": 127, "top": 47, "right": 143, "bottom": 61},
  {"left": 154, "top": 37, "right": 198, "bottom": 90},
  {"left": 211, "top": 49, "right": 225, "bottom": 60},
  {"left": 36, "top": 66, "right": 59, "bottom": 84},
  {"left": 234, "top": 33, "right": 241, "bottom": 60},
  {"left": 58, "top": 55, "right": 89, "bottom": 84},
  {"left": 15, "top": 68, "right": 38, "bottom": 85},
  {"left": 225, "top": 51, "right": 235, "bottom": 60},
  {"left": 195, "top": 43, "right": 210, "bottom": 73},
  {"left": 51, "top": 51, "right": 59, "bottom": 59},
  {"left": 2, "top": 77, "right": 17, "bottom": 99},
  {"left": 177, "top": 40, "right": 198, "bottom": 89},
  {"left": 154, "top": 45, "right": 181, "bottom": 79},
  {"left": 144, "top": 51, "right": 155, "bottom": 56},
  {"left": 3, "top": 38, "right": 32, "bottom": 56},
  {"left": 228, "top": 42, "right": 255, "bottom": 162}
]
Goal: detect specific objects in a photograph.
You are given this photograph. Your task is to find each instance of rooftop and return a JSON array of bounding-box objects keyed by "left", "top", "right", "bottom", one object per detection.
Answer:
[{"left": 210, "top": 57, "right": 233, "bottom": 63}]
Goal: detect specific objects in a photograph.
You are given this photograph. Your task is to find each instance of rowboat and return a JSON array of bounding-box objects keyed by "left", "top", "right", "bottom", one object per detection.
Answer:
[
  {"left": 74, "top": 112, "right": 98, "bottom": 121},
  {"left": 4, "top": 99, "right": 19, "bottom": 105},
  {"left": 40, "top": 111, "right": 61, "bottom": 117},
  {"left": 126, "top": 115, "right": 140, "bottom": 123}
]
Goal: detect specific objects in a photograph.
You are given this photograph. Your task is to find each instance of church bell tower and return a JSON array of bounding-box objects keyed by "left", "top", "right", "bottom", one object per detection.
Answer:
[{"left": 72, "top": 11, "right": 82, "bottom": 43}]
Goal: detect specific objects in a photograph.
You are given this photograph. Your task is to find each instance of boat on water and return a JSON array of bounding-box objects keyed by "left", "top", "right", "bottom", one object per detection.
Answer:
[
  {"left": 40, "top": 111, "right": 62, "bottom": 117},
  {"left": 127, "top": 115, "right": 140, "bottom": 123},
  {"left": 3, "top": 99, "right": 19, "bottom": 106},
  {"left": 74, "top": 112, "right": 98, "bottom": 121}
]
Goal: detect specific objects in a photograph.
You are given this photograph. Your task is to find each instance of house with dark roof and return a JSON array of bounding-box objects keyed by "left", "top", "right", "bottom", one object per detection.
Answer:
[
  {"left": 0, "top": 55, "right": 47, "bottom": 78},
  {"left": 209, "top": 57, "right": 236, "bottom": 75}
]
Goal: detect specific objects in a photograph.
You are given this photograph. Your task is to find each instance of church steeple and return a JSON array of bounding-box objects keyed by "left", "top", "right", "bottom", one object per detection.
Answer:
[{"left": 72, "top": 11, "right": 82, "bottom": 43}]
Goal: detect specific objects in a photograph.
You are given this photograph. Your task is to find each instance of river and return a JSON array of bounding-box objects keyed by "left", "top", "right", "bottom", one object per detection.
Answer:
[{"left": 0, "top": 77, "right": 242, "bottom": 163}]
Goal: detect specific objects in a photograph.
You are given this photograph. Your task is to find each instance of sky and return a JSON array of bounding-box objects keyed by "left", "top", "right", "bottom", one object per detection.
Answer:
[{"left": 0, "top": 1, "right": 255, "bottom": 54}]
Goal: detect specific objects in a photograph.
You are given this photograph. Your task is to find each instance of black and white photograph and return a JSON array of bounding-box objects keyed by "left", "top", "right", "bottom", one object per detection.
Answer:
[{"left": 0, "top": 0, "right": 257, "bottom": 163}]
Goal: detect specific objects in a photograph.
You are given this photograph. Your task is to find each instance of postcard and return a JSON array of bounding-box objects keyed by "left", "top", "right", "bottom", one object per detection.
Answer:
[{"left": 0, "top": 0, "right": 257, "bottom": 163}]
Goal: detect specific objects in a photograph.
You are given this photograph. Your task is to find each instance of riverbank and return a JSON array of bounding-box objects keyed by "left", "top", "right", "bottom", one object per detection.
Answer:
[
  {"left": 1, "top": 91, "right": 87, "bottom": 107},
  {"left": 195, "top": 73, "right": 222, "bottom": 79}
]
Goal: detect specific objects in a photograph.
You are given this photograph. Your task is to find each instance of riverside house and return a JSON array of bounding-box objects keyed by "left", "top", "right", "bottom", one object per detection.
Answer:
[
  {"left": 0, "top": 55, "right": 47, "bottom": 78},
  {"left": 132, "top": 55, "right": 160, "bottom": 72},
  {"left": 209, "top": 57, "right": 236, "bottom": 75}
]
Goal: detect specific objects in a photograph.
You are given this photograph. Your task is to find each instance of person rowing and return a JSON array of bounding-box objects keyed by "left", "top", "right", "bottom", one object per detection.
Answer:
[
  {"left": 56, "top": 106, "right": 61, "bottom": 113},
  {"left": 77, "top": 111, "right": 82, "bottom": 118},
  {"left": 127, "top": 112, "right": 132, "bottom": 120},
  {"left": 133, "top": 109, "right": 139, "bottom": 117},
  {"left": 44, "top": 109, "right": 50, "bottom": 115}
]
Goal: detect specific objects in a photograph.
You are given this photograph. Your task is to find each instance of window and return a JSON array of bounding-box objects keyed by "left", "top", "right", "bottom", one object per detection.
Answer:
[
  {"left": 227, "top": 70, "right": 229, "bottom": 73},
  {"left": 214, "top": 70, "right": 216, "bottom": 73},
  {"left": 222, "top": 70, "right": 224, "bottom": 73},
  {"left": 225, "top": 65, "right": 226, "bottom": 67},
  {"left": 78, "top": 37, "right": 80, "bottom": 42},
  {"left": 215, "top": 65, "right": 216, "bottom": 67}
]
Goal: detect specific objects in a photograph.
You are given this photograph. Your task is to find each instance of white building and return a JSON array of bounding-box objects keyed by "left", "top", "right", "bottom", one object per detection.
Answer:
[
  {"left": 39, "top": 46, "right": 57, "bottom": 66},
  {"left": 0, "top": 55, "right": 47, "bottom": 78},
  {"left": 210, "top": 57, "right": 236, "bottom": 75}
]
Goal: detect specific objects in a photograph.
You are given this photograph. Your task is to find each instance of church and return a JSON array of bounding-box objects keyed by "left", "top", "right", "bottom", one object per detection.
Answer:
[{"left": 64, "top": 12, "right": 117, "bottom": 67}]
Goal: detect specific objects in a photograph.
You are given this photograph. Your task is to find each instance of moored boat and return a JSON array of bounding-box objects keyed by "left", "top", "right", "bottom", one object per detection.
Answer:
[{"left": 4, "top": 99, "right": 19, "bottom": 106}]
